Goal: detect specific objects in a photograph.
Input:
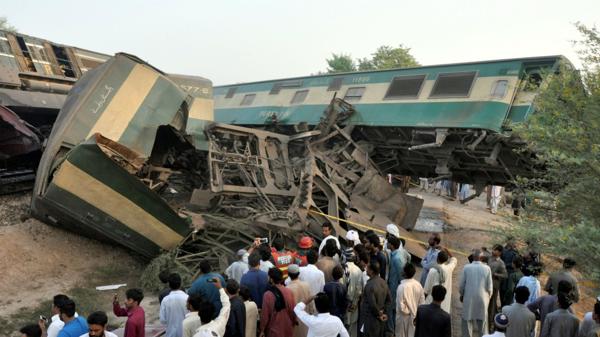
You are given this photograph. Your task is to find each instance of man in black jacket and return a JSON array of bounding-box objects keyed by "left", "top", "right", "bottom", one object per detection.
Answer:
[
  {"left": 224, "top": 279, "right": 246, "bottom": 337},
  {"left": 414, "top": 285, "right": 451, "bottom": 337}
]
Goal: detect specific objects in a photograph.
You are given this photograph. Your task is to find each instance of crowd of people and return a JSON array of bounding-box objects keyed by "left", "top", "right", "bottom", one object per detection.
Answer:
[
  {"left": 17, "top": 224, "right": 600, "bottom": 337},
  {"left": 418, "top": 178, "right": 526, "bottom": 216}
]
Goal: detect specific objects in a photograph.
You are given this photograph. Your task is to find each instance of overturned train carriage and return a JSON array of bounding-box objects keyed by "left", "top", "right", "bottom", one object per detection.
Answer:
[
  {"left": 213, "top": 56, "right": 567, "bottom": 191},
  {"left": 31, "top": 54, "right": 425, "bottom": 268},
  {"left": 0, "top": 29, "right": 109, "bottom": 193}
]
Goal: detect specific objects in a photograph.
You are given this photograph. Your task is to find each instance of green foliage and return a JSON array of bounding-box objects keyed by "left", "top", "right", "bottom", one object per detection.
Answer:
[
  {"left": 357, "top": 57, "right": 375, "bottom": 71},
  {"left": 326, "top": 53, "right": 356, "bottom": 73},
  {"left": 370, "top": 45, "right": 420, "bottom": 69},
  {"left": 326, "top": 45, "right": 419, "bottom": 73},
  {"left": 140, "top": 251, "right": 194, "bottom": 292},
  {"left": 0, "top": 17, "right": 17, "bottom": 33},
  {"left": 509, "top": 24, "right": 600, "bottom": 280}
]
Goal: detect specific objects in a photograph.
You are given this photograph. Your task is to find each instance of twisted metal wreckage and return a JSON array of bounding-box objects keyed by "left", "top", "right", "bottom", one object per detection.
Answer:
[{"left": 31, "top": 54, "right": 425, "bottom": 271}]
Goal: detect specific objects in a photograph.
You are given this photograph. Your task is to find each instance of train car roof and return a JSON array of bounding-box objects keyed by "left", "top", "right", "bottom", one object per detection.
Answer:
[
  {"left": 0, "top": 29, "right": 111, "bottom": 57},
  {"left": 215, "top": 55, "right": 566, "bottom": 88}
]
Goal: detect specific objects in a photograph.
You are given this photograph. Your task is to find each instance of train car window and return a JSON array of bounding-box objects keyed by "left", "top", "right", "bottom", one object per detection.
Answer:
[
  {"left": 270, "top": 80, "right": 303, "bottom": 95},
  {"left": 384, "top": 75, "right": 426, "bottom": 99},
  {"left": 26, "top": 44, "right": 49, "bottom": 63},
  {"left": 0, "top": 36, "right": 12, "bottom": 55},
  {"left": 240, "top": 93, "right": 256, "bottom": 106},
  {"left": 290, "top": 90, "right": 309, "bottom": 104},
  {"left": 327, "top": 77, "right": 344, "bottom": 91},
  {"left": 522, "top": 70, "right": 543, "bottom": 91},
  {"left": 491, "top": 80, "right": 508, "bottom": 98},
  {"left": 344, "top": 87, "right": 366, "bottom": 102},
  {"left": 225, "top": 87, "right": 237, "bottom": 98},
  {"left": 16, "top": 36, "right": 37, "bottom": 72},
  {"left": 430, "top": 71, "right": 477, "bottom": 97}
]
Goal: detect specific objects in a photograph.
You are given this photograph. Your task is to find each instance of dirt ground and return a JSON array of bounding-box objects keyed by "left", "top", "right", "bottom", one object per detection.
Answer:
[
  {"left": 0, "top": 189, "right": 596, "bottom": 337},
  {"left": 0, "top": 192, "right": 160, "bottom": 336}
]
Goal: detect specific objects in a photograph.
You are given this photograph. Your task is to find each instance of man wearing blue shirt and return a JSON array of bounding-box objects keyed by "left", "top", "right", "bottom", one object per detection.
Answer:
[
  {"left": 420, "top": 233, "right": 441, "bottom": 286},
  {"left": 387, "top": 236, "right": 406, "bottom": 334},
  {"left": 189, "top": 260, "right": 226, "bottom": 317},
  {"left": 240, "top": 253, "right": 269, "bottom": 308},
  {"left": 57, "top": 299, "right": 88, "bottom": 337}
]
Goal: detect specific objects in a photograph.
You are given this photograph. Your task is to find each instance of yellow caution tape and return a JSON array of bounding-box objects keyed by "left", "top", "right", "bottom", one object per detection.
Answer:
[{"left": 307, "top": 208, "right": 468, "bottom": 256}]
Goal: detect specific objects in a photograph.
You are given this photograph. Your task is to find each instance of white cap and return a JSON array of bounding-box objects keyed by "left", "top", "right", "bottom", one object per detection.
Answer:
[
  {"left": 386, "top": 224, "right": 400, "bottom": 238},
  {"left": 346, "top": 230, "right": 360, "bottom": 245}
]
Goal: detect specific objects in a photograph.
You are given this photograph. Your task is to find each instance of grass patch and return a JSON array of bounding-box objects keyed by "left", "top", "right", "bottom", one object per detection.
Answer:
[{"left": 0, "top": 298, "right": 53, "bottom": 336}]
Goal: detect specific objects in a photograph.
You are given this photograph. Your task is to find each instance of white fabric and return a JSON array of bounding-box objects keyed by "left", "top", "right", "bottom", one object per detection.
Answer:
[
  {"left": 395, "top": 278, "right": 424, "bottom": 337},
  {"left": 318, "top": 235, "right": 340, "bottom": 255},
  {"left": 346, "top": 230, "right": 360, "bottom": 246},
  {"left": 396, "top": 278, "right": 425, "bottom": 316},
  {"left": 49, "top": 312, "right": 79, "bottom": 337},
  {"left": 193, "top": 288, "right": 231, "bottom": 337},
  {"left": 259, "top": 260, "right": 275, "bottom": 273},
  {"left": 244, "top": 301, "right": 258, "bottom": 337},
  {"left": 424, "top": 257, "right": 457, "bottom": 313},
  {"left": 386, "top": 224, "right": 400, "bottom": 238},
  {"left": 490, "top": 186, "right": 502, "bottom": 213},
  {"left": 225, "top": 261, "right": 249, "bottom": 283},
  {"left": 285, "top": 264, "right": 325, "bottom": 296},
  {"left": 182, "top": 311, "right": 202, "bottom": 337},
  {"left": 459, "top": 261, "right": 493, "bottom": 321},
  {"left": 395, "top": 313, "right": 415, "bottom": 337},
  {"left": 419, "top": 178, "right": 429, "bottom": 190},
  {"left": 294, "top": 302, "right": 350, "bottom": 337},
  {"left": 482, "top": 332, "right": 505, "bottom": 337},
  {"left": 48, "top": 314, "right": 64, "bottom": 337},
  {"left": 516, "top": 276, "right": 541, "bottom": 305},
  {"left": 578, "top": 312, "right": 598, "bottom": 337},
  {"left": 79, "top": 332, "right": 118, "bottom": 337},
  {"left": 160, "top": 289, "right": 190, "bottom": 337},
  {"left": 345, "top": 262, "right": 363, "bottom": 330}
]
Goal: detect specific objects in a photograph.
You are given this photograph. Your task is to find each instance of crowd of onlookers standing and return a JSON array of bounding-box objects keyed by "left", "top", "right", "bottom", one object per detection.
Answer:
[{"left": 17, "top": 223, "right": 600, "bottom": 337}]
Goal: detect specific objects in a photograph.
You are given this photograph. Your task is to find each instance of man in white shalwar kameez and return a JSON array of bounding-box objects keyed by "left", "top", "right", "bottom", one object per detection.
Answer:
[
  {"left": 490, "top": 186, "right": 503, "bottom": 214},
  {"left": 395, "top": 263, "right": 424, "bottom": 337},
  {"left": 460, "top": 249, "right": 493, "bottom": 337},
  {"left": 423, "top": 249, "right": 458, "bottom": 314}
]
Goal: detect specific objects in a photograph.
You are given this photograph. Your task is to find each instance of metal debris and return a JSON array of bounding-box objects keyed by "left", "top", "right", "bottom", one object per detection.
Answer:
[{"left": 31, "top": 54, "right": 425, "bottom": 272}]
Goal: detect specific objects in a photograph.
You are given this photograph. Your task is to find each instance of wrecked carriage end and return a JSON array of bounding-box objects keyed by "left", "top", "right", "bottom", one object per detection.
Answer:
[{"left": 31, "top": 53, "right": 213, "bottom": 258}]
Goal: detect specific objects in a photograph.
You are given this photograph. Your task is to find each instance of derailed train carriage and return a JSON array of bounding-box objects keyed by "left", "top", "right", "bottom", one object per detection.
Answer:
[
  {"left": 0, "top": 29, "right": 109, "bottom": 192},
  {"left": 213, "top": 56, "right": 566, "bottom": 194},
  {"left": 31, "top": 53, "right": 426, "bottom": 269}
]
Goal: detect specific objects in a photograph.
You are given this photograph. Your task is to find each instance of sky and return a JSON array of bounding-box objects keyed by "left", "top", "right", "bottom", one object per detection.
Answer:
[{"left": 3, "top": 0, "right": 599, "bottom": 85}]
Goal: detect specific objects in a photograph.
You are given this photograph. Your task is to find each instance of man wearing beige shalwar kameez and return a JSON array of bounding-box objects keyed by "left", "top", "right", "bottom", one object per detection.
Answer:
[
  {"left": 424, "top": 250, "right": 458, "bottom": 314},
  {"left": 286, "top": 264, "right": 315, "bottom": 337},
  {"left": 460, "top": 249, "right": 493, "bottom": 337},
  {"left": 395, "top": 263, "right": 425, "bottom": 337}
]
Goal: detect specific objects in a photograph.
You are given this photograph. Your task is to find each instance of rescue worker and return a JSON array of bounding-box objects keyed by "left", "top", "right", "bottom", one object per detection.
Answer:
[
  {"left": 296, "top": 236, "right": 314, "bottom": 266},
  {"left": 270, "top": 237, "right": 296, "bottom": 279}
]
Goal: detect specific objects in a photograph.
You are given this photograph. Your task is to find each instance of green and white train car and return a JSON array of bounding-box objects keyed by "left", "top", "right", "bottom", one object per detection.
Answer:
[{"left": 214, "top": 56, "right": 565, "bottom": 186}]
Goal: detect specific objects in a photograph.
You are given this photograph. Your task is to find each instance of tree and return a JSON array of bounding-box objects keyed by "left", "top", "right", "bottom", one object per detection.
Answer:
[
  {"left": 0, "top": 17, "right": 17, "bottom": 33},
  {"left": 325, "top": 44, "right": 419, "bottom": 73},
  {"left": 326, "top": 53, "right": 356, "bottom": 73},
  {"left": 357, "top": 57, "right": 375, "bottom": 71},
  {"left": 369, "top": 45, "right": 420, "bottom": 69},
  {"left": 508, "top": 23, "right": 600, "bottom": 280}
]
